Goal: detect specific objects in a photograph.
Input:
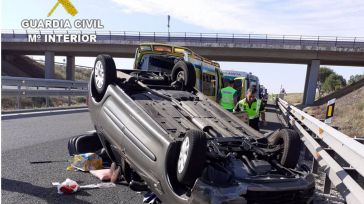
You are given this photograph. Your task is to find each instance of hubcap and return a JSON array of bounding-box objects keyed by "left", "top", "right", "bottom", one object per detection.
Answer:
[
  {"left": 177, "top": 137, "right": 189, "bottom": 174},
  {"left": 94, "top": 61, "right": 104, "bottom": 89}
]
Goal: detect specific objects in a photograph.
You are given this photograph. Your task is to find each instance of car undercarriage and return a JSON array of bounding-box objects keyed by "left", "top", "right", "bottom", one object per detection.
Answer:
[{"left": 88, "top": 55, "right": 315, "bottom": 204}]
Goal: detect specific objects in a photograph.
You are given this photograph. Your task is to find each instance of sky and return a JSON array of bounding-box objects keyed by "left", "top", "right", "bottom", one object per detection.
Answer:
[{"left": 2, "top": 0, "right": 364, "bottom": 93}]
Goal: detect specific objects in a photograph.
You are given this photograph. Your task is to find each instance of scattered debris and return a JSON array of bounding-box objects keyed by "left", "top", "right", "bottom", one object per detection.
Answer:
[
  {"left": 67, "top": 153, "right": 103, "bottom": 171},
  {"left": 143, "top": 191, "right": 161, "bottom": 204},
  {"left": 52, "top": 178, "right": 116, "bottom": 194},
  {"left": 90, "top": 169, "right": 112, "bottom": 181},
  {"left": 29, "top": 160, "right": 68, "bottom": 164},
  {"left": 53, "top": 178, "right": 80, "bottom": 194}
]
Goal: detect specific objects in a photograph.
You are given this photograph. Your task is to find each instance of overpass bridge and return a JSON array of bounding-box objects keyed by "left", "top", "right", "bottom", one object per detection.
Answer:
[{"left": 2, "top": 30, "right": 364, "bottom": 105}]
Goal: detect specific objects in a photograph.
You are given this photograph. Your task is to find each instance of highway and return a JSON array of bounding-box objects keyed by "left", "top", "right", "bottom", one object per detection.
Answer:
[
  {"left": 1, "top": 106, "right": 345, "bottom": 204},
  {"left": 1, "top": 111, "right": 144, "bottom": 204}
]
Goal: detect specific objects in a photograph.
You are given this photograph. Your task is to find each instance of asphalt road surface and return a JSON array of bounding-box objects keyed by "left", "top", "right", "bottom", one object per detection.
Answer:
[
  {"left": 1, "top": 111, "right": 144, "bottom": 204},
  {"left": 1, "top": 105, "right": 285, "bottom": 204}
]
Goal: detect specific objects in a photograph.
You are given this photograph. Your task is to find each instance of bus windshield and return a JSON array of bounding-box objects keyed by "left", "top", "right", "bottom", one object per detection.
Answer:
[{"left": 138, "top": 54, "right": 180, "bottom": 72}]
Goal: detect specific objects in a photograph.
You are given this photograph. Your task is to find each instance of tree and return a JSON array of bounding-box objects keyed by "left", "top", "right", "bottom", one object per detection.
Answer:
[
  {"left": 322, "top": 73, "right": 347, "bottom": 93},
  {"left": 348, "top": 74, "right": 364, "bottom": 85},
  {"left": 319, "top": 67, "right": 335, "bottom": 84},
  {"left": 317, "top": 67, "right": 335, "bottom": 97}
]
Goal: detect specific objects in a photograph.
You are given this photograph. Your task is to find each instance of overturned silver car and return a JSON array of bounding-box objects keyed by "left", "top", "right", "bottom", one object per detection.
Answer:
[{"left": 88, "top": 54, "right": 315, "bottom": 204}]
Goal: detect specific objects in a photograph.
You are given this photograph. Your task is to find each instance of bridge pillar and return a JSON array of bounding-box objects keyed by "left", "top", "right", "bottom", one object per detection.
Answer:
[
  {"left": 303, "top": 59, "right": 320, "bottom": 105},
  {"left": 44, "top": 51, "right": 55, "bottom": 79},
  {"left": 66, "top": 56, "right": 75, "bottom": 80}
]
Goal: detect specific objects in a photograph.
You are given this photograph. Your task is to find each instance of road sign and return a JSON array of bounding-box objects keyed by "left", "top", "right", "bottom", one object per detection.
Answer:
[{"left": 324, "top": 98, "right": 336, "bottom": 124}]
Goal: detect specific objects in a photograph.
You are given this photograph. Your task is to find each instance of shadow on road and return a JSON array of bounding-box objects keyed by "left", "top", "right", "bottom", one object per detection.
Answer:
[
  {"left": 1, "top": 178, "right": 92, "bottom": 204},
  {"left": 1, "top": 109, "right": 88, "bottom": 120}
]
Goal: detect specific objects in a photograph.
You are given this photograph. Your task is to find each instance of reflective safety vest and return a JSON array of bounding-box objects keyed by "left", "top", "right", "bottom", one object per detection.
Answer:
[
  {"left": 237, "top": 98, "right": 262, "bottom": 119},
  {"left": 220, "top": 86, "right": 237, "bottom": 110}
]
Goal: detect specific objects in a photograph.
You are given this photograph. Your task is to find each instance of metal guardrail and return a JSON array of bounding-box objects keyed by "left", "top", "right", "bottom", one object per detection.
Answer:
[
  {"left": 1, "top": 76, "right": 88, "bottom": 109},
  {"left": 2, "top": 29, "right": 364, "bottom": 50},
  {"left": 277, "top": 98, "right": 364, "bottom": 204}
]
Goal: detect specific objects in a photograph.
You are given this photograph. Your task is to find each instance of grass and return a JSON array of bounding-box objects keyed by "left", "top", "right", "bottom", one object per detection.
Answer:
[
  {"left": 52, "top": 64, "right": 92, "bottom": 81},
  {"left": 282, "top": 93, "right": 303, "bottom": 105},
  {"left": 304, "top": 86, "right": 364, "bottom": 137},
  {"left": 1, "top": 96, "right": 87, "bottom": 111}
]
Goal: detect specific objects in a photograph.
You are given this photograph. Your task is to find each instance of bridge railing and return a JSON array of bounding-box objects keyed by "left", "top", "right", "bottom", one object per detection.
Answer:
[
  {"left": 1, "top": 76, "right": 88, "bottom": 109},
  {"left": 277, "top": 98, "right": 364, "bottom": 204},
  {"left": 2, "top": 29, "right": 364, "bottom": 49}
]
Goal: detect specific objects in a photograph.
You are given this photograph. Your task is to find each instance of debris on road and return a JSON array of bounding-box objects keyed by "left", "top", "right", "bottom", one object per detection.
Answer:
[
  {"left": 67, "top": 153, "right": 103, "bottom": 171},
  {"left": 143, "top": 191, "right": 161, "bottom": 204},
  {"left": 79, "top": 182, "right": 116, "bottom": 189},
  {"left": 29, "top": 160, "right": 68, "bottom": 164},
  {"left": 53, "top": 178, "right": 116, "bottom": 195},
  {"left": 90, "top": 169, "right": 112, "bottom": 181},
  {"left": 53, "top": 178, "right": 80, "bottom": 194}
]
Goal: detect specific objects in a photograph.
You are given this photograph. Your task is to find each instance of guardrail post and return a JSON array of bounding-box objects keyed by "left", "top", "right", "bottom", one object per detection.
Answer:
[
  {"left": 124, "top": 31, "right": 126, "bottom": 40},
  {"left": 184, "top": 32, "right": 186, "bottom": 41},
  {"left": 323, "top": 173, "right": 332, "bottom": 194},
  {"left": 248, "top": 34, "right": 251, "bottom": 44},
  {"left": 139, "top": 32, "right": 141, "bottom": 41},
  {"left": 300, "top": 35, "right": 302, "bottom": 45},
  {"left": 153, "top": 32, "right": 155, "bottom": 42},
  {"left": 200, "top": 33, "right": 202, "bottom": 43},
  {"left": 67, "top": 85, "right": 71, "bottom": 106},
  {"left": 216, "top": 33, "right": 218, "bottom": 43},
  {"left": 311, "top": 157, "right": 319, "bottom": 174},
  {"left": 16, "top": 85, "right": 21, "bottom": 109},
  {"left": 12, "top": 30, "right": 15, "bottom": 38},
  {"left": 353, "top": 37, "right": 356, "bottom": 48},
  {"left": 335, "top": 36, "right": 338, "bottom": 47},
  {"left": 232, "top": 33, "right": 234, "bottom": 43},
  {"left": 283, "top": 35, "right": 285, "bottom": 45},
  {"left": 46, "top": 87, "right": 49, "bottom": 107}
]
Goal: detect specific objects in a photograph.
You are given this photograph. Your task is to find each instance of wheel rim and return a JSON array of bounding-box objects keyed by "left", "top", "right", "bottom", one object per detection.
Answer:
[
  {"left": 177, "top": 137, "right": 189, "bottom": 174},
  {"left": 94, "top": 61, "right": 104, "bottom": 89}
]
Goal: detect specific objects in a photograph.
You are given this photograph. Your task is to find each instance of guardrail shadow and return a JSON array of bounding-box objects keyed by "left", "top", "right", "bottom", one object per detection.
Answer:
[{"left": 1, "top": 107, "right": 88, "bottom": 120}]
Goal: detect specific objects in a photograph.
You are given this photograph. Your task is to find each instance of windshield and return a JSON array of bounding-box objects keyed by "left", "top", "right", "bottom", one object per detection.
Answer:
[{"left": 138, "top": 54, "right": 179, "bottom": 73}]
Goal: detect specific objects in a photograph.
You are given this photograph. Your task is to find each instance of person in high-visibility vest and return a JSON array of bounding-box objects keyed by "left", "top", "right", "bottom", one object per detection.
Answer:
[
  {"left": 218, "top": 80, "right": 238, "bottom": 112},
  {"left": 234, "top": 87, "right": 266, "bottom": 131}
]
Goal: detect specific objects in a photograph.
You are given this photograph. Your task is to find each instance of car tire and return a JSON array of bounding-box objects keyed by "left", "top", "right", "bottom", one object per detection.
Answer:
[
  {"left": 171, "top": 61, "right": 196, "bottom": 92},
  {"left": 270, "top": 129, "right": 301, "bottom": 168},
  {"left": 177, "top": 130, "right": 207, "bottom": 186},
  {"left": 92, "top": 54, "right": 116, "bottom": 97}
]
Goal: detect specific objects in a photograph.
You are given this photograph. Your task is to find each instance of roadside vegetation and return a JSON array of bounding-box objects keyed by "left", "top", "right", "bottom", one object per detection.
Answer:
[
  {"left": 281, "top": 68, "right": 364, "bottom": 137},
  {"left": 1, "top": 58, "right": 91, "bottom": 111},
  {"left": 304, "top": 86, "right": 364, "bottom": 137}
]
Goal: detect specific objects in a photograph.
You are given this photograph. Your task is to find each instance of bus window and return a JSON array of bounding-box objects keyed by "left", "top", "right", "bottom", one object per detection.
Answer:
[
  {"left": 202, "top": 72, "right": 216, "bottom": 96},
  {"left": 233, "top": 79, "right": 242, "bottom": 91},
  {"left": 138, "top": 54, "right": 177, "bottom": 72}
]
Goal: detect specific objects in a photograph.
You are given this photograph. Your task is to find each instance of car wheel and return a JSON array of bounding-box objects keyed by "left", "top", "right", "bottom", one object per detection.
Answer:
[
  {"left": 177, "top": 130, "right": 207, "bottom": 186},
  {"left": 93, "top": 54, "right": 116, "bottom": 97},
  {"left": 171, "top": 61, "right": 196, "bottom": 92},
  {"left": 270, "top": 129, "right": 301, "bottom": 168}
]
